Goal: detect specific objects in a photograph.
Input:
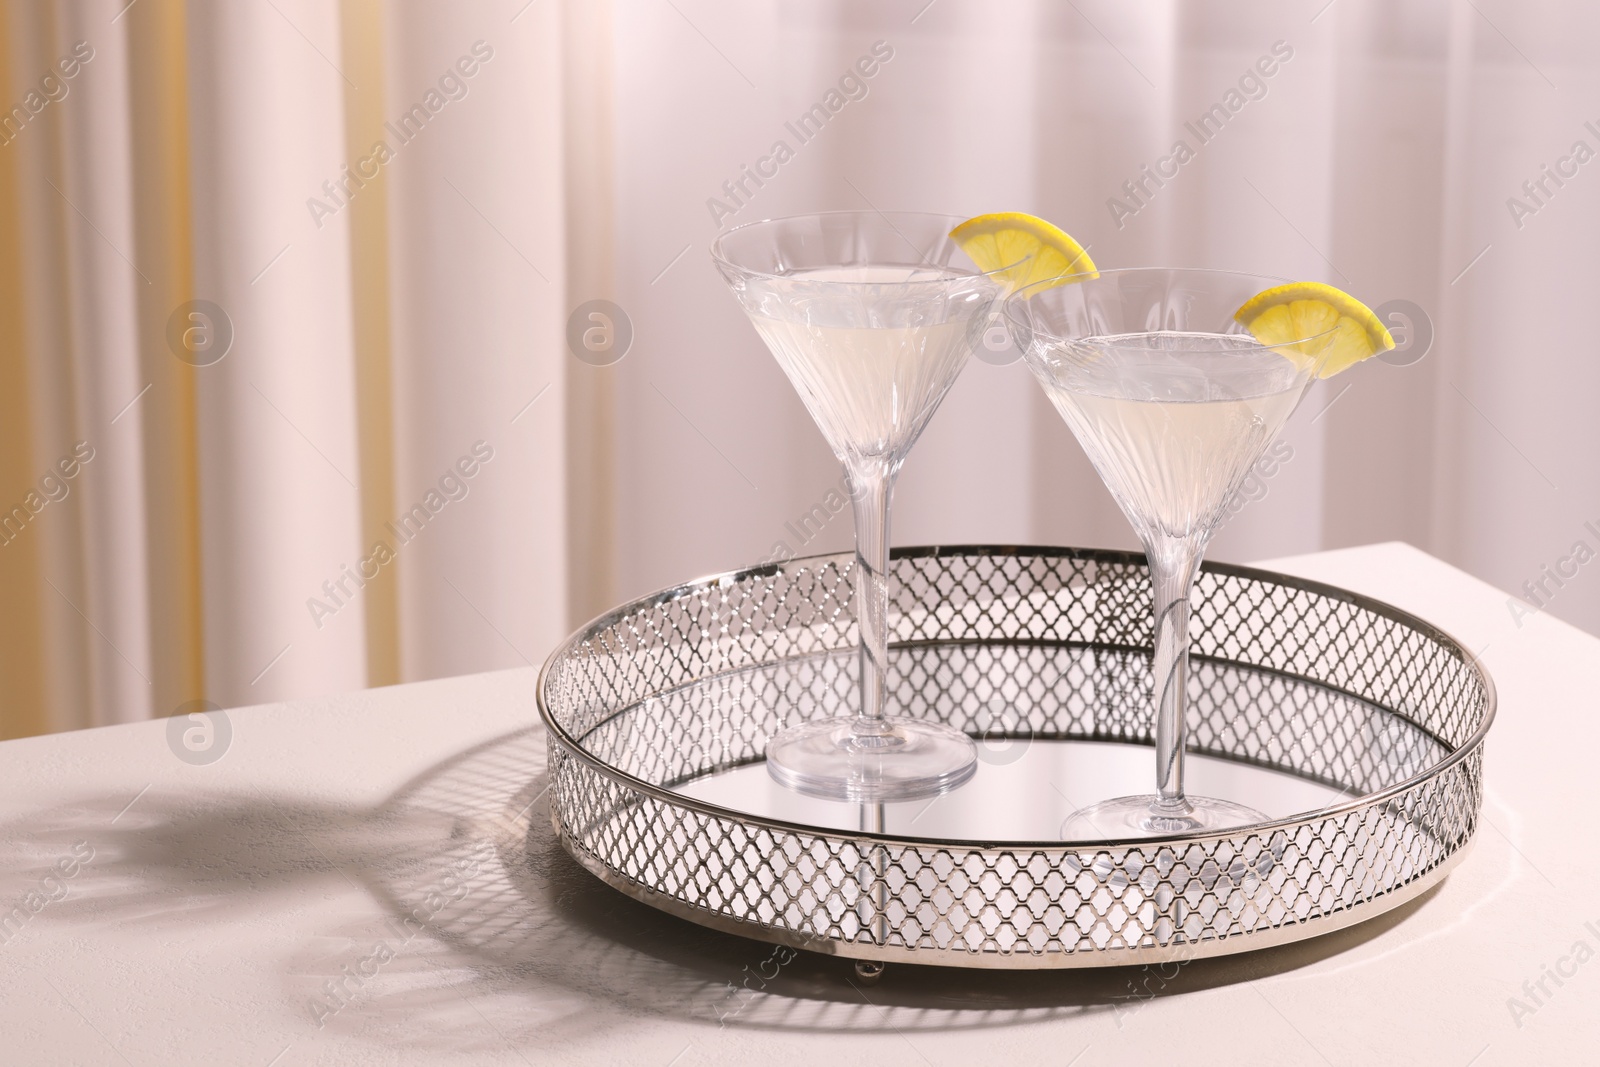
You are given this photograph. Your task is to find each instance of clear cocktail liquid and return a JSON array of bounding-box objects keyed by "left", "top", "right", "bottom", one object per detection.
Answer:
[
  {"left": 749, "top": 266, "right": 975, "bottom": 462},
  {"left": 1038, "top": 332, "right": 1305, "bottom": 542}
]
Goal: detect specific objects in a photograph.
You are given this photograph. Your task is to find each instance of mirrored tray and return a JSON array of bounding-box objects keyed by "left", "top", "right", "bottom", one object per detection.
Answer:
[{"left": 538, "top": 546, "right": 1495, "bottom": 969}]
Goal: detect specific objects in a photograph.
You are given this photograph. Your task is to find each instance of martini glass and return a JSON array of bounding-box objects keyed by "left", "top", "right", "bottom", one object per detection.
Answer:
[
  {"left": 1005, "top": 268, "right": 1336, "bottom": 837},
  {"left": 712, "top": 211, "right": 1006, "bottom": 802}
]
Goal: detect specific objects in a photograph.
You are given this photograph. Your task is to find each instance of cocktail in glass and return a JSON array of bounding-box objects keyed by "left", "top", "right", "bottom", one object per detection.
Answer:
[
  {"left": 1006, "top": 268, "right": 1336, "bottom": 836},
  {"left": 712, "top": 211, "right": 1007, "bottom": 801}
]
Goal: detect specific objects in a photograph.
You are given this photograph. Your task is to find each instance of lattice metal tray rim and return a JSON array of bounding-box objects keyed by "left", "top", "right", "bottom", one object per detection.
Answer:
[{"left": 537, "top": 545, "right": 1496, "bottom": 970}]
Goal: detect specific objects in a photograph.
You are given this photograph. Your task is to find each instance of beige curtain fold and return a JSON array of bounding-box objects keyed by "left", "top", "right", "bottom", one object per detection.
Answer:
[
  {"left": 3, "top": 0, "right": 1597, "bottom": 738},
  {"left": 0, "top": 0, "right": 570, "bottom": 736}
]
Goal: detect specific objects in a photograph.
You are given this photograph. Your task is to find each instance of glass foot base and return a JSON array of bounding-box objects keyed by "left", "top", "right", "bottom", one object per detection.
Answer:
[
  {"left": 765, "top": 717, "right": 977, "bottom": 802},
  {"left": 1061, "top": 795, "right": 1268, "bottom": 841}
]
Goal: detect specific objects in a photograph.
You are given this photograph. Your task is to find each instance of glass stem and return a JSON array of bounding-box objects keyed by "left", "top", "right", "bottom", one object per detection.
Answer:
[
  {"left": 858, "top": 801, "right": 889, "bottom": 944},
  {"left": 1146, "top": 536, "right": 1203, "bottom": 816},
  {"left": 849, "top": 464, "right": 894, "bottom": 739}
]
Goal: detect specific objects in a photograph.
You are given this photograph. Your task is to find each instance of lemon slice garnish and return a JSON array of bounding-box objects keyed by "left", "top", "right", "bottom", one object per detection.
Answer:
[
  {"left": 1234, "top": 282, "right": 1395, "bottom": 378},
  {"left": 949, "top": 212, "right": 1096, "bottom": 294}
]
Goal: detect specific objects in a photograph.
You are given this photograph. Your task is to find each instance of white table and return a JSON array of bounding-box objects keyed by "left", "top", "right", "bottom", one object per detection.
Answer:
[{"left": 1, "top": 543, "right": 1593, "bottom": 1066}]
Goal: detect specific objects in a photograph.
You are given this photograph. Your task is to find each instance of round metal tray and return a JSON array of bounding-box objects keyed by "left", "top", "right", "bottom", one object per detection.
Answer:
[{"left": 538, "top": 546, "right": 1495, "bottom": 969}]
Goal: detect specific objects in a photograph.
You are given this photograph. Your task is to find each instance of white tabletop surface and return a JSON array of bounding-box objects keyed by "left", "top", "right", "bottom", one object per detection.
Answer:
[{"left": 2, "top": 542, "right": 1595, "bottom": 1066}]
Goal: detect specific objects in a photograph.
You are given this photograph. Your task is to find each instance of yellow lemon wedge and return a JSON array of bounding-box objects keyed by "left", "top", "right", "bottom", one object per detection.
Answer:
[
  {"left": 949, "top": 212, "right": 1097, "bottom": 294},
  {"left": 1233, "top": 282, "right": 1395, "bottom": 378}
]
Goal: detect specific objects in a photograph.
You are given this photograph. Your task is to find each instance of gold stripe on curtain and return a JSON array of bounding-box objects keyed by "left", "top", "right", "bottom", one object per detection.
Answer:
[
  {"left": 562, "top": 0, "right": 617, "bottom": 628},
  {"left": 127, "top": 0, "right": 205, "bottom": 723},
  {"left": 0, "top": 3, "right": 50, "bottom": 740},
  {"left": 340, "top": 0, "right": 400, "bottom": 688}
]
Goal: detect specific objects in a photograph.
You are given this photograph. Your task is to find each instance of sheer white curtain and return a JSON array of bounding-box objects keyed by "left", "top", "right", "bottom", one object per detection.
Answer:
[
  {"left": 3, "top": 0, "right": 1595, "bottom": 737},
  {"left": 608, "top": 0, "right": 1600, "bottom": 640},
  {"left": 0, "top": 0, "right": 567, "bottom": 736}
]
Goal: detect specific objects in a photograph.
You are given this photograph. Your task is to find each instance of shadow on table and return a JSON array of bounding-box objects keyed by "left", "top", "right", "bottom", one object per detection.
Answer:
[
  {"left": 352, "top": 725, "right": 1442, "bottom": 1046},
  {"left": 0, "top": 724, "right": 1441, "bottom": 1052}
]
